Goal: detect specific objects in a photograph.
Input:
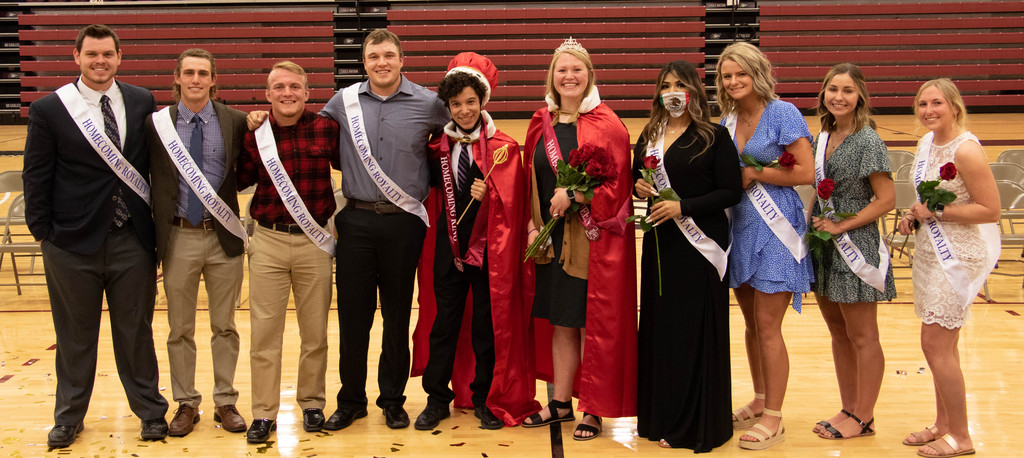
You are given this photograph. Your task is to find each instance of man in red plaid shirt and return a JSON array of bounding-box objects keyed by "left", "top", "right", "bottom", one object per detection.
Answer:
[{"left": 236, "top": 61, "right": 339, "bottom": 444}]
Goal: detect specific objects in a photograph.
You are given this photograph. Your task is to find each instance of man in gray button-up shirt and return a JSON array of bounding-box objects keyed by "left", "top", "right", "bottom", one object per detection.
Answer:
[{"left": 319, "top": 28, "right": 448, "bottom": 431}]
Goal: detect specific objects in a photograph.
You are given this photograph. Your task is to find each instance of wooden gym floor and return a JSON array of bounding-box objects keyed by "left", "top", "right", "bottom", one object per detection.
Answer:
[{"left": 0, "top": 114, "right": 1022, "bottom": 457}]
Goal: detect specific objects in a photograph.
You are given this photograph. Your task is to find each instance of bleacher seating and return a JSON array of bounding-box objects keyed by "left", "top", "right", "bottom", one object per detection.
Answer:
[
  {"left": 759, "top": 1, "right": 1024, "bottom": 110},
  {"left": 388, "top": 3, "right": 707, "bottom": 117},
  {"left": 18, "top": 8, "right": 337, "bottom": 116}
]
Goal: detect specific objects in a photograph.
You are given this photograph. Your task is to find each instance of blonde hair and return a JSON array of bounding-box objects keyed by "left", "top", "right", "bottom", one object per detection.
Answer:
[
  {"left": 267, "top": 61, "right": 307, "bottom": 88},
  {"left": 714, "top": 42, "right": 778, "bottom": 116},
  {"left": 544, "top": 46, "right": 596, "bottom": 122},
  {"left": 914, "top": 78, "right": 967, "bottom": 131},
  {"left": 816, "top": 63, "right": 876, "bottom": 133}
]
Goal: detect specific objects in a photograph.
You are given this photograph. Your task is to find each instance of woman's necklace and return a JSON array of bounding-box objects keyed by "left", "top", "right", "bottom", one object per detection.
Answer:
[
  {"left": 739, "top": 106, "right": 764, "bottom": 127},
  {"left": 827, "top": 126, "right": 852, "bottom": 155}
]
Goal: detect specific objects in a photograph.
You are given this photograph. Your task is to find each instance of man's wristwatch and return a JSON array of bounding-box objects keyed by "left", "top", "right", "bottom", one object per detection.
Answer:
[
  {"left": 935, "top": 203, "right": 945, "bottom": 220},
  {"left": 566, "top": 189, "right": 576, "bottom": 201}
]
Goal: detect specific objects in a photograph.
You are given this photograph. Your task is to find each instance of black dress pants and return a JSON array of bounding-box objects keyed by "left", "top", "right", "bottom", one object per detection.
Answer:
[{"left": 334, "top": 207, "right": 427, "bottom": 409}]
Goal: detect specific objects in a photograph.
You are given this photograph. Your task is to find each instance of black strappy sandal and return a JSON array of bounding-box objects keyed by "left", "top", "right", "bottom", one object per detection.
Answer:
[
  {"left": 573, "top": 413, "right": 602, "bottom": 441},
  {"left": 813, "top": 409, "right": 852, "bottom": 434},
  {"left": 521, "top": 399, "right": 575, "bottom": 428},
  {"left": 819, "top": 412, "right": 875, "bottom": 440}
]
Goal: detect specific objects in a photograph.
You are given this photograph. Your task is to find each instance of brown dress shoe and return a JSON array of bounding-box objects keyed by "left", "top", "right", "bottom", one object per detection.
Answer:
[
  {"left": 168, "top": 404, "right": 199, "bottom": 437},
  {"left": 214, "top": 405, "right": 247, "bottom": 433}
]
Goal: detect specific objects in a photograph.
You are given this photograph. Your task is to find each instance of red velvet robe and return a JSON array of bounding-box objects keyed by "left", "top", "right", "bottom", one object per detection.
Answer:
[
  {"left": 412, "top": 127, "right": 541, "bottom": 425},
  {"left": 523, "top": 103, "right": 639, "bottom": 418}
]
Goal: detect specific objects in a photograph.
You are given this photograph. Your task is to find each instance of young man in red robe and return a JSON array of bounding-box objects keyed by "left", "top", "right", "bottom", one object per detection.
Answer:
[{"left": 411, "top": 53, "right": 540, "bottom": 430}]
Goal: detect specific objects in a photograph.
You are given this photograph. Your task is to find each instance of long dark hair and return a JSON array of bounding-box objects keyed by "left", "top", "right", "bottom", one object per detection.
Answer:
[{"left": 640, "top": 60, "right": 716, "bottom": 160}]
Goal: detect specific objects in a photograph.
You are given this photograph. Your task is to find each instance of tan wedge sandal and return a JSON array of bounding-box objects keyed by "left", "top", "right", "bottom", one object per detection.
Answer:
[
  {"left": 732, "top": 393, "right": 764, "bottom": 430},
  {"left": 738, "top": 408, "right": 785, "bottom": 451}
]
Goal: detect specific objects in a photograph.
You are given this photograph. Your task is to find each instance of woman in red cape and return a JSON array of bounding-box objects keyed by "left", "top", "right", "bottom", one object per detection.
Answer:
[
  {"left": 520, "top": 37, "right": 637, "bottom": 441},
  {"left": 411, "top": 52, "right": 540, "bottom": 427}
]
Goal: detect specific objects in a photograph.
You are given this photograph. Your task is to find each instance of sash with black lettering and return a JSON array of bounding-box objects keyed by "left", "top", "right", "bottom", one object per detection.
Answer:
[
  {"left": 253, "top": 121, "right": 335, "bottom": 255},
  {"left": 437, "top": 131, "right": 488, "bottom": 272},
  {"left": 724, "top": 113, "right": 807, "bottom": 262},
  {"left": 540, "top": 110, "right": 600, "bottom": 241},
  {"left": 647, "top": 123, "right": 730, "bottom": 280},
  {"left": 340, "top": 84, "right": 429, "bottom": 226},
  {"left": 912, "top": 132, "right": 999, "bottom": 309},
  {"left": 152, "top": 107, "right": 248, "bottom": 248},
  {"left": 813, "top": 131, "right": 888, "bottom": 292},
  {"left": 55, "top": 83, "right": 150, "bottom": 205}
]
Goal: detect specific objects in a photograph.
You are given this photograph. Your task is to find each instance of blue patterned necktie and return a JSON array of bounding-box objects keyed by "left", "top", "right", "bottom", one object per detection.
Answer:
[
  {"left": 456, "top": 147, "right": 471, "bottom": 192},
  {"left": 100, "top": 94, "right": 130, "bottom": 228},
  {"left": 186, "top": 116, "right": 205, "bottom": 225}
]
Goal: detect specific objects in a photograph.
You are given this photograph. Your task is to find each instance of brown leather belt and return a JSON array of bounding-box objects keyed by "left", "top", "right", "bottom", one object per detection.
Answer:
[
  {"left": 258, "top": 221, "right": 306, "bottom": 234},
  {"left": 346, "top": 199, "right": 404, "bottom": 214},
  {"left": 173, "top": 216, "right": 215, "bottom": 230}
]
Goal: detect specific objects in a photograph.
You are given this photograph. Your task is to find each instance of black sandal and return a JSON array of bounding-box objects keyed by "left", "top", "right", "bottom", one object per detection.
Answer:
[
  {"left": 573, "top": 413, "right": 602, "bottom": 441},
  {"left": 813, "top": 409, "right": 852, "bottom": 434},
  {"left": 820, "top": 412, "right": 875, "bottom": 440},
  {"left": 522, "top": 399, "right": 574, "bottom": 428}
]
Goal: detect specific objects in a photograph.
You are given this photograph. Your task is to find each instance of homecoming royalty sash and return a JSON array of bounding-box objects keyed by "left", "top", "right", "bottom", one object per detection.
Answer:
[
  {"left": 253, "top": 121, "right": 335, "bottom": 255},
  {"left": 341, "top": 84, "right": 429, "bottom": 226},
  {"left": 725, "top": 113, "right": 807, "bottom": 262},
  {"left": 437, "top": 130, "right": 488, "bottom": 272},
  {"left": 56, "top": 83, "right": 150, "bottom": 205},
  {"left": 647, "top": 123, "right": 730, "bottom": 280},
  {"left": 152, "top": 107, "right": 248, "bottom": 248},
  {"left": 912, "top": 132, "right": 1000, "bottom": 310},
  {"left": 813, "top": 132, "right": 888, "bottom": 292},
  {"left": 540, "top": 110, "right": 600, "bottom": 241}
]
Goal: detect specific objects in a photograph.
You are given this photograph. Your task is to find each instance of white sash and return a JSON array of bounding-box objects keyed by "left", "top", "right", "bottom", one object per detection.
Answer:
[
  {"left": 152, "top": 107, "right": 248, "bottom": 248},
  {"left": 725, "top": 113, "right": 807, "bottom": 262},
  {"left": 253, "top": 121, "right": 335, "bottom": 255},
  {"left": 340, "top": 84, "right": 429, "bottom": 226},
  {"left": 647, "top": 124, "right": 730, "bottom": 280},
  {"left": 55, "top": 83, "right": 150, "bottom": 205},
  {"left": 912, "top": 132, "right": 999, "bottom": 309},
  {"left": 813, "top": 132, "right": 888, "bottom": 292}
]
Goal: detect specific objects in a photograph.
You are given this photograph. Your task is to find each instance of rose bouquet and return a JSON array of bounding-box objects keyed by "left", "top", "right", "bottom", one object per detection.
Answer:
[
  {"left": 524, "top": 144, "right": 617, "bottom": 261},
  {"left": 806, "top": 178, "right": 857, "bottom": 286},
  {"left": 918, "top": 161, "right": 958, "bottom": 212},
  {"left": 624, "top": 155, "right": 678, "bottom": 295}
]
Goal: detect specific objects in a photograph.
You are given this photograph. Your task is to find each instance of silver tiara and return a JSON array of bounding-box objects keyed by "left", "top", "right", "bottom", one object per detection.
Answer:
[{"left": 555, "top": 37, "right": 587, "bottom": 54}]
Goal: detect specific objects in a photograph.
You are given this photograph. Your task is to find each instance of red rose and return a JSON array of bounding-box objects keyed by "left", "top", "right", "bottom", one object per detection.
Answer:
[
  {"left": 643, "top": 155, "right": 660, "bottom": 170},
  {"left": 939, "top": 162, "right": 957, "bottom": 181},
  {"left": 568, "top": 148, "right": 584, "bottom": 167},
  {"left": 777, "top": 151, "right": 796, "bottom": 169},
  {"left": 817, "top": 178, "right": 836, "bottom": 200}
]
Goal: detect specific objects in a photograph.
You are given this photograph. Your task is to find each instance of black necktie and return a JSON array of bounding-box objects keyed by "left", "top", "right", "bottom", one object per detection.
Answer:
[
  {"left": 186, "top": 116, "right": 205, "bottom": 225},
  {"left": 101, "top": 94, "right": 130, "bottom": 228}
]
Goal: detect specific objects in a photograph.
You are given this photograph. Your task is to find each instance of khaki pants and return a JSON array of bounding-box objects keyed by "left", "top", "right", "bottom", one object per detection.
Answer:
[
  {"left": 248, "top": 226, "right": 333, "bottom": 419},
  {"left": 163, "top": 226, "right": 243, "bottom": 408}
]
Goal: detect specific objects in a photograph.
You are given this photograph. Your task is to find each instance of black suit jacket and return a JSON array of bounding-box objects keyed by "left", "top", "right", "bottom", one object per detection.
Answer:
[
  {"left": 23, "top": 80, "right": 157, "bottom": 255},
  {"left": 145, "top": 101, "right": 247, "bottom": 263}
]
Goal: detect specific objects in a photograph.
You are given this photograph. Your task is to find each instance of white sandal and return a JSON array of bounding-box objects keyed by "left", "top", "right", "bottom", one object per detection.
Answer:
[
  {"left": 732, "top": 393, "right": 764, "bottom": 430},
  {"left": 738, "top": 408, "right": 785, "bottom": 451}
]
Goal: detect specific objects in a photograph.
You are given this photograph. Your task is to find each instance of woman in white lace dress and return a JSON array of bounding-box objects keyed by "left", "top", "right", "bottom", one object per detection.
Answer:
[{"left": 897, "top": 79, "right": 1000, "bottom": 458}]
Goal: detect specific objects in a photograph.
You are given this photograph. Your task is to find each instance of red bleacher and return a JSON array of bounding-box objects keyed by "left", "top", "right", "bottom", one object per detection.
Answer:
[{"left": 759, "top": 0, "right": 1024, "bottom": 109}]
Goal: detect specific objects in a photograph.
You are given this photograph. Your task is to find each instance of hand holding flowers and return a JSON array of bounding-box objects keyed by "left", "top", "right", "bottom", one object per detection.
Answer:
[
  {"left": 626, "top": 155, "right": 679, "bottom": 295},
  {"left": 741, "top": 150, "right": 796, "bottom": 172},
  {"left": 806, "top": 178, "right": 857, "bottom": 286},
  {"left": 901, "top": 161, "right": 958, "bottom": 233}
]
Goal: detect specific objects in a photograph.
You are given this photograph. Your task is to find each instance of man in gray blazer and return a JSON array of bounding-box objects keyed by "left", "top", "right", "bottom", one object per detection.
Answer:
[
  {"left": 23, "top": 24, "right": 168, "bottom": 448},
  {"left": 144, "top": 48, "right": 248, "bottom": 437}
]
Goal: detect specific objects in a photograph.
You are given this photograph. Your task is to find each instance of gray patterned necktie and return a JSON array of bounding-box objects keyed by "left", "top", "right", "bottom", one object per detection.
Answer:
[{"left": 100, "top": 94, "right": 130, "bottom": 228}]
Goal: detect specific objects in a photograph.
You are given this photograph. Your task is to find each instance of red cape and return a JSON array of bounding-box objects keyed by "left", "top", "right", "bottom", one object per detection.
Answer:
[
  {"left": 412, "top": 128, "right": 541, "bottom": 425},
  {"left": 523, "top": 103, "right": 638, "bottom": 418}
]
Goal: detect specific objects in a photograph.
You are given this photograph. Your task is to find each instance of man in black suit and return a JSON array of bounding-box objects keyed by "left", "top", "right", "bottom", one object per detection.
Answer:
[
  {"left": 22, "top": 24, "right": 168, "bottom": 448},
  {"left": 144, "top": 48, "right": 248, "bottom": 437}
]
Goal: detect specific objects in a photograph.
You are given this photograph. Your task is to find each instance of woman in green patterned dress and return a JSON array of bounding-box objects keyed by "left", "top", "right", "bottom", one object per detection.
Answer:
[{"left": 808, "top": 63, "right": 896, "bottom": 440}]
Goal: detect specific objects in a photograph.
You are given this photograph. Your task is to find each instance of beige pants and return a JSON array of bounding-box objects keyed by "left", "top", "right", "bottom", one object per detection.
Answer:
[
  {"left": 248, "top": 225, "right": 333, "bottom": 419},
  {"left": 163, "top": 226, "right": 243, "bottom": 408}
]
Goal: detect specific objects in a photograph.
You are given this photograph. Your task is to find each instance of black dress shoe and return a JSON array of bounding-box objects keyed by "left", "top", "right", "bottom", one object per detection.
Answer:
[
  {"left": 322, "top": 407, "right": 367, "bottom": 431},
  {"left": 47, "top": 423, "right": 83, "bottom": 448},
  {"left": 474, "top": 405, "right": 504, "bottom": 430},
  {"left": 302, "top": 408, "right": 325, "bottom": 432},
  {"left": 414, "top": 405, "right": 450, "bottom": 430},
  {"left": 383, "top": 405, "right": 410, "bottom": 429},
  {"left": 140, "top": 418, "right": 168, "bottom": 441},
  {"left": 246, "top": 419, "right": 276, "bottom": 444}
]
